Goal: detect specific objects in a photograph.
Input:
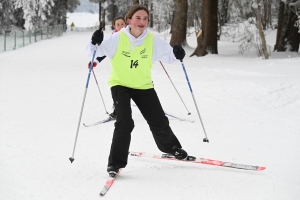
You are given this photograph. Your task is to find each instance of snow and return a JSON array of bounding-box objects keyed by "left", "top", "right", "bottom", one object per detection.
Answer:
[
  {"left": 1, "top": 13, "right": 300, "bottom": 200},
  {"left": 67, "top": 12, "right": 100, "bottom": 28}
]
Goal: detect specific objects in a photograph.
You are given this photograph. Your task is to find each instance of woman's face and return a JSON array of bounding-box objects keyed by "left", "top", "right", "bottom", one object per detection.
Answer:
[
  {"left": 114, "top": 19, "right": 126, "bottom": 31},
  {"left": 127, "top": 10, "right": 149, "bottom": 37}
]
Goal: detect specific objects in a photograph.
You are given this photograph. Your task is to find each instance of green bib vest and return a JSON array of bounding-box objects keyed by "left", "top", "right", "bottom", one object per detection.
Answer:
[{"left": 109, "top": 31, "right": 153, "bottom": 89}]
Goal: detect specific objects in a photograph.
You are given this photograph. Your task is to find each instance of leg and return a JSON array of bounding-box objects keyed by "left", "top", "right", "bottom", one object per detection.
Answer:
[
  {"left": 132, "top": 88, "right": 182, "bottom": 153},
  {"left": 108, "top": 86, "right": 134, "bottom": 168}
]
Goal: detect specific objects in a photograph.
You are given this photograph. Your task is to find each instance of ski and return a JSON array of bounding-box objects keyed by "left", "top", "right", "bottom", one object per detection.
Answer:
[
  {"left": 83, "top": 117, "right": 115, "bottom": 127},
  {"left": 128, "top": 152, "right": 266, "bottom": 171},
  {"left": 100, "top": 169, "right": 122, "bottom": 196},
  {"left": 164, "top": 112, "right": 195, "bottom": 123},
  {"left": 132, "top": 104, "right": 195, "bottom": 123}
]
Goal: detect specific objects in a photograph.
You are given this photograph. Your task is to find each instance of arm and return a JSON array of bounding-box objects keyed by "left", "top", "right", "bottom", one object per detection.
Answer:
[
  {"left": 85, "top": 31, "right": 121, "bottom": 60},
  {"left": 152, "top": 36, "right": 177, "bottom": 64}
]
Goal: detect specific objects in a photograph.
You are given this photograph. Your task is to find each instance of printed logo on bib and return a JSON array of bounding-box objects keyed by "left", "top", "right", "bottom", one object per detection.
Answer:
[
  {"left": 140, "top": 48, "right": 148, "bottom": 58},
  {"left": 121, "top": 51, "right": 131, "bottom": 57},
  {"left": 140, "top": 48, "right": 146, "bottom": 55}
]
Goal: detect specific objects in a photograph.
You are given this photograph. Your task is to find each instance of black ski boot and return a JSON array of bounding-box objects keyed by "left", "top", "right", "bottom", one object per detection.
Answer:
[
  {"left": 170, "top": 146, "right": 188, "bottom": 160},
  {"left": 107, "top": 164, "right": 120, "bottom": 177},
  {"left": 109, "top": 110, "right": 117, "bottom": 120}
]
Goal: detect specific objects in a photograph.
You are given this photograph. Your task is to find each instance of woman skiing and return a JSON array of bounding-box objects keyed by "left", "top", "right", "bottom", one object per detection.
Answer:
[{"left": 86, "top": 5, "right": 188, "bottom": 176}]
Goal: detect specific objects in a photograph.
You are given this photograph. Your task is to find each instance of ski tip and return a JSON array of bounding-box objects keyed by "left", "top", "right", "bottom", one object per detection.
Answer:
[{"left": 257, "top": 166, "right": 266, "bottom": 171}]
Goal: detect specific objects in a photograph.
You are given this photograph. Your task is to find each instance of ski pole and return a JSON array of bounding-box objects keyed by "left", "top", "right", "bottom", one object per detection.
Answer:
[
  {"left": 92, "top": 69, "right": 109, "bottom": 114},
  {"left": 69, "top": 44, "right": 98, "bottom": 163},
  {"left": 159, "top": 61, "right": 191, "bottom": 115},
  {"left": 180, "top": 59, "right": 209, "bottom": 143}
]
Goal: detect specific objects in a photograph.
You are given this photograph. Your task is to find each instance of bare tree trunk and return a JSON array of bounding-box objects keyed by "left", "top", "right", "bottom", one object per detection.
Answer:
[
  {"left": 99, "top": 1, "right": 101, "bottom": 25},
  {"left": 102, "top": 7, "right": 106, "bottom": 30},
  {"left": 257, "top": 0, "right": 269, "bottom": 59},
  {"left": 219, "top": 0, "right": 229, "bottom": 26},
  {"left": 267, "top": 0, "right": 273, "bottom": 29},
  {"left": 111, "top": 0, "right": 116, "bottom": 30},
  {"left": 274, "top": 0, "right": 300, "bottom": 52},
  {"left": 261, "top": 0, "right": 267, "bottom": 30},
  {"left": 217, "top": 10, "right": 221, "bottom": 40},
  {"left": 274, "top": 0, "right": 285, "bottom": 51},
  {"left": 191, "top": 0, "right": 218, "bottom": 57},
  {"left": 99, "top": 1, "right": 105, "bottom": 29},
  {"left": 169, "top": 0, "right": 188, "bottom": 46},
  {"left": 150, "top": 2, "right": 153, "bottom": 28}
]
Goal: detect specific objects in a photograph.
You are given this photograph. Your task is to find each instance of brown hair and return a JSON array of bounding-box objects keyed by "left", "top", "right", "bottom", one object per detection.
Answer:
[
  {"left": 113, "top": 16, "right": 126, "bottom": 26},
  {"left": 125, "top": 5, "right": 150, "bottom": 22}
]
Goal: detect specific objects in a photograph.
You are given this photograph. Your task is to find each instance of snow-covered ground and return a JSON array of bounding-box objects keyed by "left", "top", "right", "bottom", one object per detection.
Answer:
[
  {"left": 1, "top": 13, "right": 300, "bottom": 200},
  {"left": 67, "top": 12, "right": 100, "bottom": 27}
]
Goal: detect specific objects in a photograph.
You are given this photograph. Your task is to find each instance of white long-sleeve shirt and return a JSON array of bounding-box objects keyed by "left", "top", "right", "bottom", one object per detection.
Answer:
[{"left": 86, "top": 25, "right": 178, "bottom": 64}]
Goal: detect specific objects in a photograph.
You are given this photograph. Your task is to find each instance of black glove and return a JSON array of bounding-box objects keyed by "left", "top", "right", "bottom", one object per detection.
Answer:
[
  {"left": 96, "top": 56, "right": 106, "bottom": 63},
  {"left": 173, "top": 45, "right": 185, "bottom": 60},
  {"left": 91, "top": 27, "right": 104, "bottom": 45}
]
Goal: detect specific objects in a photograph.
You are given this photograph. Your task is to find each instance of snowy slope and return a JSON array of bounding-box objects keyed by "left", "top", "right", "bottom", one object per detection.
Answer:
[{"left": 1, "top": 14, "right": 300, "bottom": 200}]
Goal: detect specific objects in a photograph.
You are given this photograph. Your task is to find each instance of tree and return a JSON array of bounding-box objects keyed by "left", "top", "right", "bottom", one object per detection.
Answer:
[
  {"left": 170, "top": 0, "right": 188, "bottom": 46},
  {"left": 49, "top": 0, "right": 79, "bottom": 27},
  {"left": 106, "top": 0, "right": 118, "bottom": 29},
  {"left": 261, "top": 0, "right": 273, "bottom": 30},
  {"left": 89, "top": 0, "right": 105, "bottom": 28},
  {"left": 219, "top": 0, "right": 229, "bottom": 26},
  {"left": 257, "top": 0, "right": 269, "bottom": 58},
  {"left": 0, "top": 0, "right": 16, "bottom": 33},
  {"left": 14, "top": 0, "right": 54, "bottom": 30},
  {"left": 186, "top": 0, "right": 201, "bottom": 36},
  {"left": 13, "top": 7, "right": 25, "bottom": 29},
  {"left": 191, "top": 0, "right": 218, "bottom": 56},
  {"left": 274, "top": 0, "right": 300, "bottom": 52},
  {"left": 105, "top": 0, "right": 132, "bottom": 29},
  {"left": 149, "top": 1, "right": 153, "bottom": 28}
]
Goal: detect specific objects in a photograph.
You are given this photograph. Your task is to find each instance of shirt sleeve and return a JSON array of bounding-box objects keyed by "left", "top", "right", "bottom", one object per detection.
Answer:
[
  {"left": 152, "top": 35, "right": 178, "bottom": 64},
  {"left": 85, "top": 32, "right": 120, "bottom": 60}
]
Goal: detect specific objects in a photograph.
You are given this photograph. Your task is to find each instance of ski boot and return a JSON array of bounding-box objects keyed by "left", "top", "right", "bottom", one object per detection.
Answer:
[
  {"left": 169, "top": 146, "right": 188, "bottom": 160},
  {"left": 107, "top": 164, "right": 120, "bottom": 178}
]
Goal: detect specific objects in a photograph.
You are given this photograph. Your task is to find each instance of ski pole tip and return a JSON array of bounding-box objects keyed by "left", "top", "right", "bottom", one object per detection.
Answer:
[
  {"left": 188, "top": 112, "right": 191, "bottom": 115},
  {"left": 203, "top": 138, "right": 209, "bottom": 143},
  {"left": 69, "top": 157, "right": 75, "bottom": 163}
]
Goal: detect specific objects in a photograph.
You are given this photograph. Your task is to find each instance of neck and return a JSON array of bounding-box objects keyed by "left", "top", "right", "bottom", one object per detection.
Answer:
[{"left": 130, "top": 28, "right": 142, "bottom": 38}]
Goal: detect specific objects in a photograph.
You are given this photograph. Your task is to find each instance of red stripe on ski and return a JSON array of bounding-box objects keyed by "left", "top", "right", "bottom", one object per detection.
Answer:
[
  {"left": 129, "top": 152, "right": 265, "bottom": 171},
  {"left": 100, "top": 169, "right": 122, "bottom": 196}
]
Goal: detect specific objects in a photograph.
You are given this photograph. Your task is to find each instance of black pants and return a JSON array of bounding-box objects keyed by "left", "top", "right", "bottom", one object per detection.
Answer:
[{"left": 108, "top": 86, "right": 182, "bottom": 168}]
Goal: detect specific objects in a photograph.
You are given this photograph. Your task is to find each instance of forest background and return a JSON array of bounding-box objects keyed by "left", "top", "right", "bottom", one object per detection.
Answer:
[{"left": 0, "top": 0, "right": 300, "bottom": 57}]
